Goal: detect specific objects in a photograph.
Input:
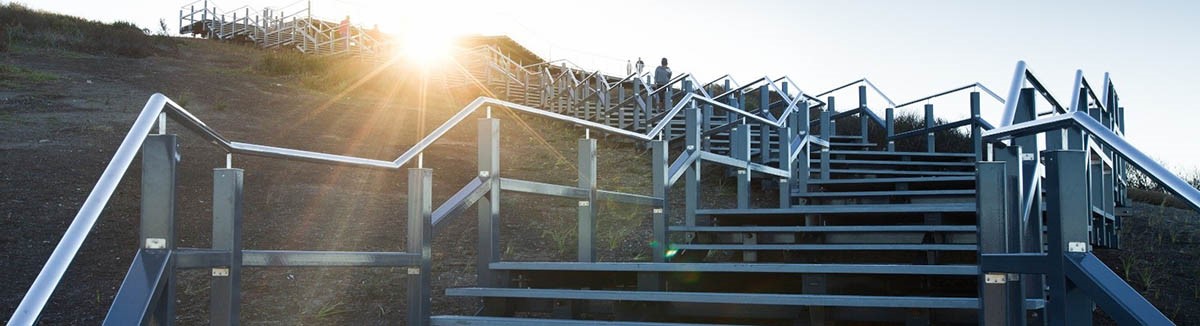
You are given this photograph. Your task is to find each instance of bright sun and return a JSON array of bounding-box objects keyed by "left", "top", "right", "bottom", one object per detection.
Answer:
[{"left": 400, "top": 29, "right": 455, "bottom": 67}]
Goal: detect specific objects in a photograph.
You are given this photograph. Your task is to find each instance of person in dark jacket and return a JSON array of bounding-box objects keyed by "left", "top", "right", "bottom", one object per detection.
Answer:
[{"left": 653, "top": 57, "right": 672, "bottom": 110}]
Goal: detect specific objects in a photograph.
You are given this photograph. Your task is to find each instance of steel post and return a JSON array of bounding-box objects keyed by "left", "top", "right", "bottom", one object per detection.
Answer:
[
  {"left": 733, "top": 125, "right": 750, "bottom": 209},
  {"left": 924, "top": 104, "right": 935, "bottom": 152},
  {"left": 859, "top": 85, "right": 869, "bottom": 142},
  {"left": 577, "top": 138, "right": 597, "bottom": 262},
  {"left": 407, "top": 168, "right": 433, "bottom": 326},
  {"left": 477, "top": 118, "right": 500, "bottom": 287},
  {"left": 994, "top": 146, "right": 1028, "bottom": 319},
  {"left": 210, "top": 168, "right": 243, "bottom": 326},
  {"left": 651, "top": 140, "right": 669, "bottom": 262},
  {"left": 759, "top": 85, "right": 771, "bottom": 164},
  {"left": 886, "top": 108, "right": 895, "bottom": 152},
  {"left": 141, "top": 134, "right": 178, "bottom": 325},
  {"left": 971, "top": 92, "right": 983, "bottom": 161},
  {"left": 684, "top": 101, "right": 701, "bottom": 226},
  {"left": 1044, "top": 149, "right": 1093, "bottom": 325}
]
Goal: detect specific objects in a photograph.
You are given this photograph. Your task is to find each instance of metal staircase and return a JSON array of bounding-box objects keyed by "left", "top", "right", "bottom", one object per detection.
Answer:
[
  {"left": 177, "top": 0, "right": 384, "bottom": 57},
  {"left": 8, "top": 24, "right": 1193, "bottom": 326}
]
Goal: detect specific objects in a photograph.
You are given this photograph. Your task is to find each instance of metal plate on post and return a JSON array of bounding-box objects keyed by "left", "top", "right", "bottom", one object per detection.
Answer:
[{"left": 145, "top": 238, "right": 167, "bottom": 249}]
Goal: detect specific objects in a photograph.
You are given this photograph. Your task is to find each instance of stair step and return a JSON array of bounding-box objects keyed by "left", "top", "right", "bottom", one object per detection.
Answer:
[
  {"left": 490, "top": 261, "right": 977, "bottom": 275},
  {"left": 815, "top": 159, "right": 975, "bottom": 167},
  {"left": 431, "top": 316, "right": 738, "bottom": 326},
  {"left": 814, "top": 169, "right": 974, "bottom": 177},
  {"left": 819, "top": 150, "right": 975, "bottom": 159},
  {"left": 829, "top": 135, "right": 864, "bottom": 141},
  {"left": 793, "top": 189, "right": 976, "bottom": 197},
  {"left": 697, "top": 203, "right": 975, "bottom": 216},
  {"left": 809, "top": 176, "right": 975, "bottom": 186},
  {"left": 673, "top": 244, "right": 976, "bottom": 251},
  {"left": 446, "top": 288, "right": 1036, "bottom": 309},
  {"left": 670, "top": 225, "right": 976, "bottom": 233},
  {"left": 828, "top": 142, "right": 876, "bottom": 147}
]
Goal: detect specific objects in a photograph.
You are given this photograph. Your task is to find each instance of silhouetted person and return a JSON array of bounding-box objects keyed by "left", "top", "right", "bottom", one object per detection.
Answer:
[{"left": 654, "top": 57, "right": 672, "bottom": 110}]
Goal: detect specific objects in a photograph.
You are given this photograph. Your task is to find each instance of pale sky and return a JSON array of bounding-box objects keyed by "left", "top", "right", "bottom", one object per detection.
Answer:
[{"left": 18, "top": 0, "right": 1200, "bottom": 171}]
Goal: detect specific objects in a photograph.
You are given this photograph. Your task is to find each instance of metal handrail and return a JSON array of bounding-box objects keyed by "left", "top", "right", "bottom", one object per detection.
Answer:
[
  {"left": 895, "top": 83, "right": 1005, "bottom": 108},
  {"left": 999, "top": 61, "right": 1068, "bottom": 126},
  {"left": 983, "top": 111, "right": 1200, "bottom": 212},
  {"left": 13, "top": 92, "right": 721, "bottom": 324},
  {"left": 815, "top": 78, "right": 898, "bottom": 108}
]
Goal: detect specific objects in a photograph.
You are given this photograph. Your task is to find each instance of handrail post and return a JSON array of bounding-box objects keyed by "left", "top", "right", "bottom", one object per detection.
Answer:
[
  {"left": 758, "top": 85, "right": 771, "bottom": 165},
  {"left": 858, "top": 85, "right": 869, "bottom": 144},
  {"left": 971, "top": 92, "right": 982, "bottom": 161},
  {"left": 701, "top": 104, "right": 713, "bottom": 150},
  {"left": 476, "top": 117, "right": 500, "bottom": 287},
  {"left": 1007, "top": 88, "right": 1048, "bottom": 311},
  {"left": 885, "top": 108, "right": 895, "bottom": 152},
  {"left": 993, "top": 145, "right": 1028, "bottom": 322},
  {"left": 976, "top": 161, "right": 1011, "bottom": 325},
  {"left": 924, "top": 103, "right": 935, "bottom": 153},
  {"left": 684, "top": 100, "right": 700, "bottom": 226},
  {"left": 141, "top": 134, "right": 178, "bottom": 325},
  {"left": 819, "top": 97, "right": 833, "bottom": 180},
  {"left": 407, "top": 168, "right": 433, "bottom": 326},
  {"left": 778, "top": 122, "right": 793, "bottom": 208},
  {"left": 732, "top": 124, "right": 751, "bottom": 209},
  {"left": 1044, "top": 149, "right": 1093, "bottom": 325},
  {"left": 577, "top": 137, "right": 597, "bottom": 262},
  {"left": 795, "top": 100, "right": 810, "bottom": 199},
  {"left": 651, "top": 140, "right": 669, "bottom": 263},
  {"left": 210, "top": 167, "right": 243, "bottom": 326}
]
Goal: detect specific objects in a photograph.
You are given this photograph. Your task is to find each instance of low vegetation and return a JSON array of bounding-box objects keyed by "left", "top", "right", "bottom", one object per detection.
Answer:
[{"left": 0, "top": 3, "right": 176, "bottom": 57}]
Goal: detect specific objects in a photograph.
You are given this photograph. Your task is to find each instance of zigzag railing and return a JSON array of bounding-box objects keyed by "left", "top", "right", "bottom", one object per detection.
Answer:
[{"left": 9, "top": 77, "right": 827, "bottom": 324}]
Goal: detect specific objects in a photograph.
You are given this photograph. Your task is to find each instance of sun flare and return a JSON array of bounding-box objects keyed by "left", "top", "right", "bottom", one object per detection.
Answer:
[{"left": 400, "top": 29, "right": 455, "bottom": 67}]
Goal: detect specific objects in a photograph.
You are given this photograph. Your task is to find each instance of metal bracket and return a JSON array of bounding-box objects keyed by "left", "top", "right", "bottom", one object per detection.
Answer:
[
  {"left": 212, "top": 267, "right": 230, "bottom": 277},
  {"left": 578, "top": 201, "right": 590, "bottom": 207},
  {"left": 479, "top": 171, "right": 491, "bottom": 178},
  {"left": 145, "top": 238, "right": 167, "bottom": 249},
  {"left": 985, "top": 273, "right": 1007, "bottom": 284},
  {"left": 652, "top": 208, "right": 663, "bottom": 214},
  {"left": 1068, "top": 241, "right": 1088, "bottom": 253},
  {"left": 1021, "top": 153, "right": 1036, "bottom": 161},
  {"left": 686, "top": 145, "right": 695, "bottom": 150},
  {"left": 407, "top": 268, "right": 420, "bottom": 275},
  {"left": 737, "top": 169, "right": 747, "bottom": 175}
]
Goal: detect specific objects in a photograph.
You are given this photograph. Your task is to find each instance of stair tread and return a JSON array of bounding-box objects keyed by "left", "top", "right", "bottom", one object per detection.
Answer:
[
  {"left": 697, "top": 203, "right": 975, "bottom": 215},
  {"left": 793, "top": 189, "right": 976, "bottom": 197},
  {"left": 815, "top": 159, "right": 975, "bottom": 167},
  {"left": 809, "top": 176, "right": 975, "bottom": 185},
  {"left": 431, "top": 316, "right": 740, "bottom": 326},
  {"left": 446, "top": 287, "right": 1043, "bottom": 309},
  {"left": 673, "top": 244, "right": 976, "bottom": 251},
  {"left": 814, "top": 169, "right": 974, "bottom": 176},
  {"left": 489, "top": 261, "right": 978, "bottom": 275},
  {"left": 821, "top": 150, "right": 976, "bottom": 158},
  {"left": 670, "top": 225, "right": 976, "bottom": 232}
]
